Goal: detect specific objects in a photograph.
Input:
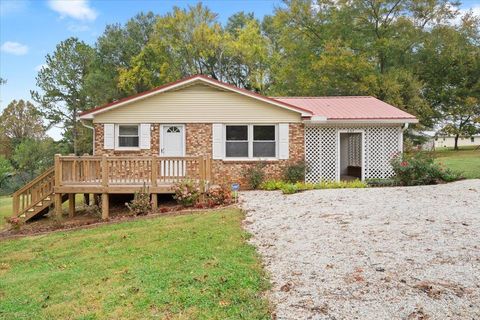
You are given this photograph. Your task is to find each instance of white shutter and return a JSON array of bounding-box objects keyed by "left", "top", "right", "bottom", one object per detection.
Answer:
[
  {"left": 212, "top": 124, "right": 224, "bottom": 159},
  {"left": 104, "top": 124, "right": 115, "bottom": 149},
  {"left": 140, "top": 123, "right": 151, "bottom": 149},
  {"left": 278, "top": 123, "right": 289, "bottom": 159}
]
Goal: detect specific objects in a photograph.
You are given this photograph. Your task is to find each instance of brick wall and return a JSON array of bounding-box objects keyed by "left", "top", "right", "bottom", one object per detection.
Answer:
[
  {"left": 94, "top": 123, "right": 160, "bottom": 156},
  {"left": 94, "top": 122, "right": 305, "bottom": 188}
]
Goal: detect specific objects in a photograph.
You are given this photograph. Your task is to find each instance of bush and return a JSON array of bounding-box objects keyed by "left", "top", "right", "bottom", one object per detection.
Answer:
[
  {"left": 280, "top": 183, "right": 298, "bottom": 194},
  {"left": 283, "top": 161, "right": 308, "bottom": 183},
  {"left": 206, "top": 184, "right": 233, "bottom": 206},
  {"left": 126, "top": 186, "right": 152, "bottom": 215},
  {"left": 172, "top": 179, "right": 201, "bottom": 207},
  {"left": 365, "top": 178, "right": 397, "bottom": 187},
  {"left": 391, "top": 152, "right": 461, "bottom": 186},
  {"left": 5, "top": 216, "right": 23, "bottom": 231},
  {"left": 244, "top": 163, "right": 266, "bottom": 189},
  {"left": 261, "top": 179, "right": 367, "bottom": 194}
]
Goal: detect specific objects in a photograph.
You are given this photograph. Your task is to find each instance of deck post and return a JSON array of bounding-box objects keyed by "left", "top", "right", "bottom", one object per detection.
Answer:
[
  {"left": 68, "top": 193, "right": 75, "bottom": 217},
  {"left": 102, "top": 193, "right": 109, "bottom": 220},
  {"left": 54, "top": 154, "right": 61, "bottom": 187},
  {"left": 151, "top": 193, "right": 158, "bottom": 210},
  {"left": 12, "top": 194, "right": 19, "bottom": 217},
  {"left": 151, "top": 156, "right": 158, "bottom": 210},
  {"left": 54, "top": 193, "right": 62, "bottom": 217}
]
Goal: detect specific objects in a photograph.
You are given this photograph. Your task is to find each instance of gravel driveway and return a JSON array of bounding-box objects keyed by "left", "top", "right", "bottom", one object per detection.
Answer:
[{"left": 241, "top": 180, "right": 480, "bottom": 320}]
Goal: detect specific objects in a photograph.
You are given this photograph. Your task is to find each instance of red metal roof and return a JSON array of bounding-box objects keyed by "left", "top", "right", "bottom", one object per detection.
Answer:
[{"left": 273, "top": 96, "right": 417, "bottom": 120}]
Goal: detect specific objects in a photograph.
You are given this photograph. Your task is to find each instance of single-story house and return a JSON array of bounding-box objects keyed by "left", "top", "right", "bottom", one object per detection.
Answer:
[
  {"left": 13, "top": 75, "right": 419, "bottom": 221},
  {"left": 79, "top": 75, "right": 418, "bottom": 186},
  {"left": 433, "top": 135, "right": 479, "bottom": 149}
]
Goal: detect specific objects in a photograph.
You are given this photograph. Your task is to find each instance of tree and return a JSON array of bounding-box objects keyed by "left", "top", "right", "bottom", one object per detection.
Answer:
[
  {"left": 0, "top": 156, "right": 13, "bottom": 189},
  {"left": 31, "top": 38, "right": 95, "bottom": 155},
  {"left": 0, "top": 77, "right": 6, "bottom": 85},
  {"left": 86, "top": 12, "right": 158, "bottom": 105},
  {"left": 12, "top": 138, "right": 58, "bottom": 182},
  {"left": 0, "top": 100, "right": 46, "bottom": 142},
  {"left": 417, "top": 16, "right": 480, "bottom": 149}
]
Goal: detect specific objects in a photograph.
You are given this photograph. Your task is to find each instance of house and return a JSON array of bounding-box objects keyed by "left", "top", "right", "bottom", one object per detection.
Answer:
[
  {"left": 433, "top": 135, "right": 479, "bottom": 149},
  {"left": 12, "top": 75, "right": 417, "bottom": 221}
]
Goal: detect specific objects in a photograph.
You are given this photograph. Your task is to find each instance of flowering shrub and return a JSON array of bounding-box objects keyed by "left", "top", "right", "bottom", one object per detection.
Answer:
[
  {"left": 206, "top": 184, "right": 233, "bottom": 206},
  {"left": 126, "top": 186, "right": 152, "bottom": 216},
  {"left": 172, "top": 180, "right": 201, "bottom": 207},
  {"left": 5, "top": 216, "right": 23, "bottom": 230},
  {"left": 391, "top": 152, "right": 461, "bottom": 186}
]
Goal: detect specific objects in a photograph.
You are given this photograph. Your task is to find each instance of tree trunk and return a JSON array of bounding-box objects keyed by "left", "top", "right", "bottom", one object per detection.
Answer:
[{"left": 454, "top": 134, "right": 459, "bottom": 151}]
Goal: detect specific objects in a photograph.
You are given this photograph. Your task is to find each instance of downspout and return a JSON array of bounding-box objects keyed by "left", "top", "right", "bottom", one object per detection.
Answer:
[{"left": 80, "top": 119, "right": 95, "bottom": 155}]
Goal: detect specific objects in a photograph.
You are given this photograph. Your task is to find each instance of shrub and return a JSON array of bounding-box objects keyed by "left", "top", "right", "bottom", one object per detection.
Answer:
[
  {"left": 260, "top": 180, "right": 285, "bottom": 190},
  {"left": 244, "top": 163, "right": 266, "bottom": 189},
  {"left": 283, "top": 161, "right": 308, "bottom": 183},
  {"left": 391, "top": 152, "right": 461, "bottom": 186},
  {"left": 280, "top": 183, "right": 298, "bottom": 194},
  {"left": 206, "top": 184, "right": 233, "bottom": 206},
  {"left": 126, "top": 186, "right": 152, "bottom": 215},
  {"left": 172, "top": 179, "right": 201, "bottom": 207},
  {"left": 5, "top": 216, "right": 23, "bottom": 231},
  {"left": 365, "top": 178, "right": 397, "bottom": 187}
]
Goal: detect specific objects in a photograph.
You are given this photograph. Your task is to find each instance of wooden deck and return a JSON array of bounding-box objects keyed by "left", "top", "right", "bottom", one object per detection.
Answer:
[{"left": 12, "top": 154, "right": 212, "bottom": 221}]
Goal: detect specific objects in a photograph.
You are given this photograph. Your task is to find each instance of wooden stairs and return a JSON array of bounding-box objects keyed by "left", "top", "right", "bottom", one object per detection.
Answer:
[{"left": 12, "top": 167, "right": 67, "bottom": 222}]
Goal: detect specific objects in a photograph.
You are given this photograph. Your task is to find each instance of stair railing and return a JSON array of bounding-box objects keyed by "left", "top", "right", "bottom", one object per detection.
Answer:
[{"left": 12, "top": 167, "right": 55, "bottom": 217}]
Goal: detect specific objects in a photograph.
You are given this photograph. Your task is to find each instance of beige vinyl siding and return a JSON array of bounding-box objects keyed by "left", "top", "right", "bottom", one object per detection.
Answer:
[{"left": 93, "top": 84, "right": 302, "bottom": 123}]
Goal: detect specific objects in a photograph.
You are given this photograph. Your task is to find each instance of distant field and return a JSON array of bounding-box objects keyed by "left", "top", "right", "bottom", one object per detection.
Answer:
[{"left": 434, "top": 147, "right": 480, "bottom": 179}]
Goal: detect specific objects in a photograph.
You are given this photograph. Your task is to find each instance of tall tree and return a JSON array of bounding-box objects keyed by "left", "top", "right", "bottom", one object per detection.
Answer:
[
  {"left": 416, "top": 15, "right": 480, "bottom": 149},
  {"left": 86, "top": 12, "right": 158, "bottom": 104},
  {"left": 31, "top": 37, "right": 95, "bottom": 155},
  {"left": 0, "top": 100, "right": 46, "bottom": 142}
]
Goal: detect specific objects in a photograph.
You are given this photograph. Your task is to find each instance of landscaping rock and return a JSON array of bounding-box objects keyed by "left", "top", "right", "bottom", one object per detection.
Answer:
[{"left": 241, "top": 180, "right": 480, "bottom": 320}]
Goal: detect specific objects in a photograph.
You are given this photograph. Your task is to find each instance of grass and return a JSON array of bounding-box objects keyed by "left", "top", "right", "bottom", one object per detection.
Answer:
[
  {"left": 0, "top": 196, "right": 12, "bottom": 229},
  {"left": 434, "top": 147, "right": 480, "bottom": 179},
  {"left": 0, "top": 209, "right": 271, "bottom": 320}
]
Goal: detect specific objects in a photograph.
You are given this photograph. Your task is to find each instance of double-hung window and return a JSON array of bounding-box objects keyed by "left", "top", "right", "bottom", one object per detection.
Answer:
[
  {"left": 117, "top": 125, "right": 139, "bottom": 148},
  {"left": 225, "top": 124, "right": 276, "bottom": 159}
]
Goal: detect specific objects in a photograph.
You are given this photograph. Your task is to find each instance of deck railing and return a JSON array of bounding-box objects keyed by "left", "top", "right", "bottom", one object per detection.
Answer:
[{"left": 55, "top": 154, "right": 212, "bottom": 187}]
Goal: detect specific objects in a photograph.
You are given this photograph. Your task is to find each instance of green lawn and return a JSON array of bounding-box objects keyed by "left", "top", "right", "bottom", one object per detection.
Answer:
[
  {"left": 434, "top": 148, "right": 480, "bottom": 179},
  {"left": 0, "top": 209, "right": 270, "bottom": 320},
  {"left": 0, "top": 196, "right": 12, "bottom": 230}
]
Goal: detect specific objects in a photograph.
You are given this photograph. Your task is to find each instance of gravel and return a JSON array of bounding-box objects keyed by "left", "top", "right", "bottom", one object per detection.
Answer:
[{"left": 241, "top": 180, "right": 480, "bottom": 320}]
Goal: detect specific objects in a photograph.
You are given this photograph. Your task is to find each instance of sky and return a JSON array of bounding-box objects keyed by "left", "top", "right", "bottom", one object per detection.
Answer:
[{"left": 0, "top": 0, "right": 478, "bottom": 139}]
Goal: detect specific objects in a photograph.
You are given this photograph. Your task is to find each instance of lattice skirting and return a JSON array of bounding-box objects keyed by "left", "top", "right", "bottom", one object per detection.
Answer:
[{"left": 305, "top": 125, "right": 403, "bottom": 182}]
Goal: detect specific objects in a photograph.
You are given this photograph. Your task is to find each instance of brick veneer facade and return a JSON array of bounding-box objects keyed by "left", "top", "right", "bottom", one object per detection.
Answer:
[{"left": 94, "top": 123, "right": 305, "bottom": 188}]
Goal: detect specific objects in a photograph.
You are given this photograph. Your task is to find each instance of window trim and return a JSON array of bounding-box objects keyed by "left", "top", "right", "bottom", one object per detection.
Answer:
[
  {"left": 223, "top": 124, "right": 278, "bottom": 160},
  {"left": 115, "top": 124, "right": 140, "bottom": 150}
]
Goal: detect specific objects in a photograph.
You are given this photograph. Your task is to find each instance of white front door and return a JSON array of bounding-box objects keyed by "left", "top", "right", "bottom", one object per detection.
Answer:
[
  {"left": 161, "top": 125, "right": 185, "bottom": 156},
  {"left": 160, "top": 125, "right": 185, "bottom": 178}
]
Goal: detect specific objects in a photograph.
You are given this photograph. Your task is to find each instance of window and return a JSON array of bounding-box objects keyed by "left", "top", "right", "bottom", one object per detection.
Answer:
[
  {"left": 117, "top": 125, "right": 139, "bottom": 148},
  {"left": 226, "top": 125, "right": 248, "bottom": 157},
  {"left": 253, "top": 125, "right": 276, "bottom": 157},
  {"left": 225, "top": 125, "right": 276, "bottom": 158}
]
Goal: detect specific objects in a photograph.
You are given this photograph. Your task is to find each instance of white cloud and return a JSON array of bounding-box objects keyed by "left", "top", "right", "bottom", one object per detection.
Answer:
[
  {"left": 48, "top": 0, "right": 98, "bottom": 21},
  {"left": 35, "top": 64, "right": 48, "bottom": 72},
  {"left": 1, "top": 41, "right": 29, "bottom": 55},
  {"left": 452, "top": 5, "right": 480, "bottom": 25}
]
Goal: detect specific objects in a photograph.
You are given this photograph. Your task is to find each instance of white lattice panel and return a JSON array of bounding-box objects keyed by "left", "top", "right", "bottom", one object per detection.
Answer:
[{"left": 305, "top": 125, "right": 402, "bottom": 182}]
